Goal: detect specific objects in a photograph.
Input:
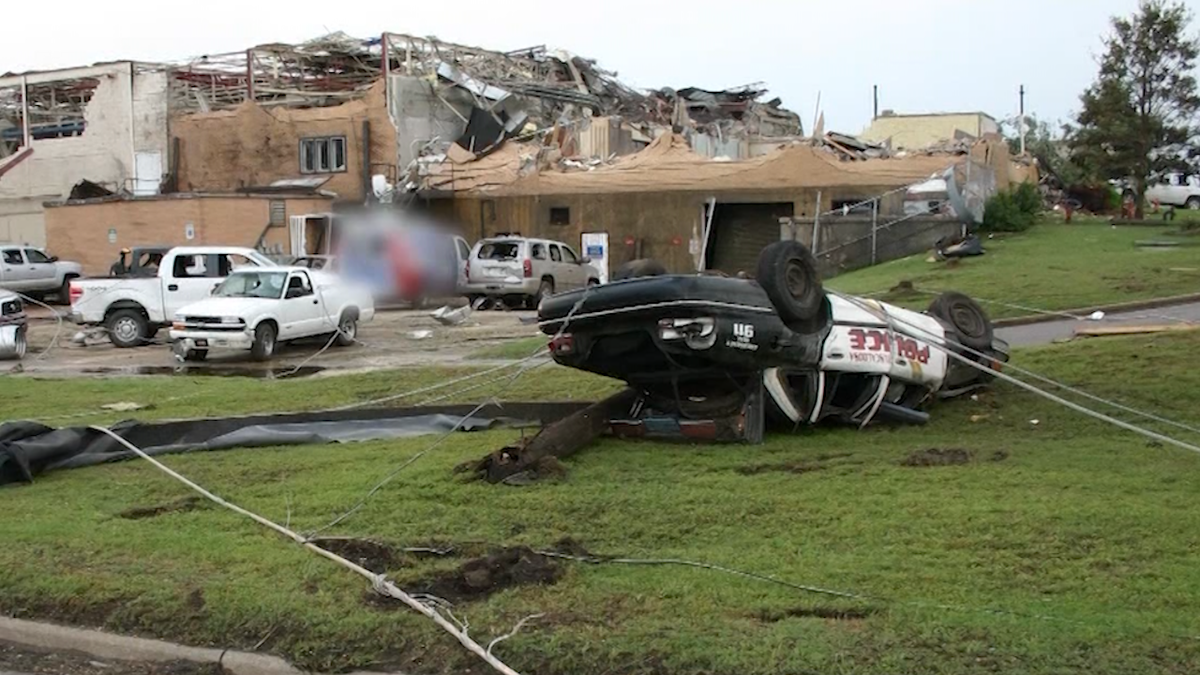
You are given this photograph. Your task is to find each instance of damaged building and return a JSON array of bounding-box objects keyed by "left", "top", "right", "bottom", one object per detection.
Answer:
[{"left": 0, "top": 63, "right": 170, "bottom": 246}]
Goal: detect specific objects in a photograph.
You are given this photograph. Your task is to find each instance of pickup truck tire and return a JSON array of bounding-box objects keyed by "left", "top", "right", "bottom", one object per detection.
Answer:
[
  {"left": 1188, "top": 197, "right": 1200, "bottom": 210},
  {"left": 251, "top": 322, "right": 277, "bottom": 361},
  {"left": 756, "top": 241, "right": 825, "bottom": 332},
  {"left": 56, "top": 276, "right": 77, "bottom": 305},
  {"left": 334, "top": 312, "right": 358, "bottom": 347},
  {"left": 106, "top": 309, "right": 148, "bottom": 348}
]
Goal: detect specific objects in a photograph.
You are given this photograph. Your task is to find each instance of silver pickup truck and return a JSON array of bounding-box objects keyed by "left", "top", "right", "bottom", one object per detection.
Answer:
[{"left": 0, "top": 244, "right": 83, "bottom": 302}]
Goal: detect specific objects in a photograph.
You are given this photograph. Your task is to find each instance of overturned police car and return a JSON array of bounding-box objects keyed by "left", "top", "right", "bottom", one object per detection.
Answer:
[{"left": 537, "top": 241, "right": 1007, "bottom": 443}]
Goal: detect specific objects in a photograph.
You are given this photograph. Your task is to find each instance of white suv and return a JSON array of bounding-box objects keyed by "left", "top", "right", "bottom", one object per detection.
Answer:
[{"left": 465, "top": 236, "right": 601, "bottom": 307}]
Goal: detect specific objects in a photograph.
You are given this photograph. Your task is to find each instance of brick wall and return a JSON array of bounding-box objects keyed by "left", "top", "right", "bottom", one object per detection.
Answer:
[{"left": 44, "top": 194, "right": 332, "bottom": 275}]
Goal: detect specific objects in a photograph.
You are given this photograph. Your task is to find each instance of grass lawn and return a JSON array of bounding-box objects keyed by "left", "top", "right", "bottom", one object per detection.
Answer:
[
  {"left": 829, "top": 218, "right": 1200, "bottom": 318},
  {"left": 4, "top": 333, "right": 1200, "bottom": 674},
  {"left": 466, "top": 336, "right": 549, "bottom": 361}
]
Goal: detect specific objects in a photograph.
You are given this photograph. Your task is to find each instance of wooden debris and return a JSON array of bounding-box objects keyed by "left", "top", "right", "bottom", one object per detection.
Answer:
[{"left": 1074, "top": 324, "right": 1198, "bottom": 337}]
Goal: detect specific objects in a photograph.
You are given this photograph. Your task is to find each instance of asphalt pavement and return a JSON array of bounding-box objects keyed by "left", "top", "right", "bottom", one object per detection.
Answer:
[{"left": 996, "top": 301, "right": 1200, "bottom": 347}]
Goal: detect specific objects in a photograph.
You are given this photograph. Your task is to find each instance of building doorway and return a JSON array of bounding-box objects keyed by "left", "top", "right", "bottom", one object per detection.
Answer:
[{"left": 705, "top": 202, "right": 794, "bottom": 275}]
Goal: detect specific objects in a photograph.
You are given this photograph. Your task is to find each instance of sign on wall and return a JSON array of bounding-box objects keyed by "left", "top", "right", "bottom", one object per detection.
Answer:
[{"left": 581, "top": 232, "right": 609, "bottom": 284}]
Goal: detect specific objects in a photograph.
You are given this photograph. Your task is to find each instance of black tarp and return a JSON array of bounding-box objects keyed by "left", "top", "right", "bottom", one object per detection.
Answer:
[{"left": 0, "top": 402, "right": 588, "bottom": 485}]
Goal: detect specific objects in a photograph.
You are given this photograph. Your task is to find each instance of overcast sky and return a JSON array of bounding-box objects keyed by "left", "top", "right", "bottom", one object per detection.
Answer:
[{"left": 2, "top": 0, "right": 1192, "bottom": 134}]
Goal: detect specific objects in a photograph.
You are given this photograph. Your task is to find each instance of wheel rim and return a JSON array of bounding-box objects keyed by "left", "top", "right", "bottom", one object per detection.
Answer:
[
  {"left": 15, "top": 330, "right": 26, "bottom": 358},
  {"left": 1190, "top": 201, "right": 1200, "bottom": 210},
  {"left": 341, "top": 319, "right": 356, "bottom": 340},
  {"left": 950, "top": 303, "right": 987, "bottom": 339},
  {"left": 263, "top": 333, "right": 275, "bottom": 357},
  {"left": 784, "top": 259, "right": 810, "bottom": 299},
  {"left": 113, "top": 318, "right": 139, "bottom": 343}
]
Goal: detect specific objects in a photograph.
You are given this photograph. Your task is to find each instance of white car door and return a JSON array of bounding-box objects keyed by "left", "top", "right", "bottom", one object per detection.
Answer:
[
  {"left": 0, "top": 249, "right": 31, "bottom": 291},
  {"left": 280, "top": 271, "right": 323, "bottom": 338},
  {"left": 164, "top": 254, "right": 224, "bottom": 319}
]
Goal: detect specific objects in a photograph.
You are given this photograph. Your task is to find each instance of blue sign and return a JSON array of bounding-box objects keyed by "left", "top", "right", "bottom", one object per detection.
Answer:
[{"left": 586, "top": 244, "right": 604, "bottom": 257}]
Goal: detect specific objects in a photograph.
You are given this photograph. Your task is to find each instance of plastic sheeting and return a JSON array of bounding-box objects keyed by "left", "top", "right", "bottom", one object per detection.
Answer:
[{"left": 0, "top": 402, "right": 588, "bottom": 485}]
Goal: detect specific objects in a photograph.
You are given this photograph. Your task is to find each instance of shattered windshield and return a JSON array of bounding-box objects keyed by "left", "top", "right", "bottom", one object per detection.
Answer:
[
  {"left": 213, "top": 271, "right": 287, "bottom": 299},
  {"left": 477, "top": 241, "right": 521, "bottom": 260}
]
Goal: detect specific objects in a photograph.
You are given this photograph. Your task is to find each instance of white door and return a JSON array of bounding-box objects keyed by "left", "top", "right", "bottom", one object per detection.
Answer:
[
  {"left": 289, "top": 216, "right": 308, "bottom": 258},
  {"left": 0, "top": 248, "right": 30, "bottom": 290},
  {"left": 454, "top": 237, "right": 471, "bottom": 293},
  {"left": 280, "top": 271, "right": 323, "bottom": 338},
  {"left": 133, "top": 152, "right": 163, "bottom": 196},
  {"left": 163, "top": 253, "right": 223, "bottom": 318},
  {"left": 581, "top": 232, "right": 609, "bottom": 284}
]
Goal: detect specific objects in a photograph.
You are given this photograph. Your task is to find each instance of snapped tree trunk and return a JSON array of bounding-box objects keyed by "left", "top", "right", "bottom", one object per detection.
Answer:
[{"left": 458, "top": 388, "right": 638, "bottom": 484}]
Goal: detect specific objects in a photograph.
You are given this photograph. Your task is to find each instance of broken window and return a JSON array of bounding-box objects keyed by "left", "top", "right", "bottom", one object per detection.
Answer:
[
  {"left": 1, "top": 77, "right": 100, "bottom": 144},
  {"left": 549, "top": 207, "right": 570, "bottom": 226},
  {"left": 549, "top": 245, "right": 562, "bottom": 262},
  {"left": 300, "top": 137, "right": 347, "bottom": 174},
  {"left": 531, "top": 243, "right": 547, "bottom": 260}
]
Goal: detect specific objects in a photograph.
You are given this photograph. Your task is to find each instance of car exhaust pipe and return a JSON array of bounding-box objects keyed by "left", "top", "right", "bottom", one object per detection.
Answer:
[{"left": 873, "top": 401, "right": 930, "bottom": 425}]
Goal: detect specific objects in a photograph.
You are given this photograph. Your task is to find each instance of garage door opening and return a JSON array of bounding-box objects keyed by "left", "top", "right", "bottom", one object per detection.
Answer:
[{"left": 704, "top": 202, "right": 794, "bottom": 276}]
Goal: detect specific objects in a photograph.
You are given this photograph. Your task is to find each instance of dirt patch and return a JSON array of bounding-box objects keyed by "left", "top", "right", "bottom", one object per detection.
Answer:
[
  {"left": 900, "top": 448, "right": 1009, "bottom": 467},
  {"left": 406, "top": 546, "right": 563, "bottom": 603},
  {"left": 310, "top": 537, "right": 400, "bottom": 574},
  {"left": 900, "top": 448, "right": 973, "bottom": 467},
  {"left": 0, "top": 641, "right": 225, "bottom": 675},
  {"left": 754, "top": 606, "right": 878, "bottom": 623},
  {"left": 118, "top": 496, "right": 209, "bottom": 520},
  {"left": 737, "top": 453, "right": 857, "bottom": 475}
]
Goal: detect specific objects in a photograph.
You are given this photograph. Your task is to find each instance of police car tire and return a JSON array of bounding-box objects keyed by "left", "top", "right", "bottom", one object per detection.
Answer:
[
  {"left": 756, "top": 241, "right": 826, "bottom": 332},
  {"left": 928, "top": 291, "right": 993, "bottom": 351}
]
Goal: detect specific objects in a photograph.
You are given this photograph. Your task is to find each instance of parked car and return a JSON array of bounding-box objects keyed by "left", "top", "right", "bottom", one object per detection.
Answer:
[
  {"left": 0, "top": 290, "right": 27, "bottom": 360},
  {"left": 537, "top": 241, "right": 1008, "bottom": 441},
  {"left": 69, "top": 246, "right": 277, "bottom": 348},
  {"left": 0, "top": 244, "right": 82, "bottom": 302},
  {"left": 465, "top": 236, "right": 601, "bottom": 308},
  {"left": 169, "top": 267, "right": 375, "bottom": 362},
  {"left": 1143, "top": 172, "right": 1200, "bottom": 209}
]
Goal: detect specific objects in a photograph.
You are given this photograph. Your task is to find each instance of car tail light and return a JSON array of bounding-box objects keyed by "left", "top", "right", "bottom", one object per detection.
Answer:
[
  {"left": 68, "top": 282, "right": 83, "bottom": 305},
  {"left": 523, "top": 259, "right": 533, "bottom": 278},
  {"left": 549, "top": 333, "right": 574, "bottom": 356}
]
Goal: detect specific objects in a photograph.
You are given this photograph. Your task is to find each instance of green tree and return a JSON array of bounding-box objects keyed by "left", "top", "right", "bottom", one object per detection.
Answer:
[
  {"left": 1003, "top": 116, "right": 1086, "bottom": 186},
  {"left": 1069, "top": 0, "right": 1200, "bottom": 217}
]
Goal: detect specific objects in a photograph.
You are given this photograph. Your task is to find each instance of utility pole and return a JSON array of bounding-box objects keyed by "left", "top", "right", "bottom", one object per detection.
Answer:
[
  {"left": 873, "top": 85, "right": 879, "bottom": 120},
  {"left": 1018, "top": 84, "right": 1026, "bottom": 156}
]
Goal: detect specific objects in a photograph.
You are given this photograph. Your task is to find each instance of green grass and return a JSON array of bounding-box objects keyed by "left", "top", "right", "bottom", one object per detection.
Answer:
[
  {"left": 830, "top": 219, "right": 1200, "bottom": 318},
  {"left": 4, "top": 334, "right": 1200, "bottom": 674},
  {"left": 466, "top": 336, "right": 549, "bottom": 360}
]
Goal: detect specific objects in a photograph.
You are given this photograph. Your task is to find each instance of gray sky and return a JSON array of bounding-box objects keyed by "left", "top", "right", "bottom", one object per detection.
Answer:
[{"left": 2, "top": 0, "right": 1189, "bottom": 134}]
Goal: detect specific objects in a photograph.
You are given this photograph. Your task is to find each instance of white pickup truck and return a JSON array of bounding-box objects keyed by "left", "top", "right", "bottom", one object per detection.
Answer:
[
  {"left": 69, "top": 247, "right": 277, "bottom": 348},
  {"left": 169, "top": 267, "right": 375, "bottom": 362}
]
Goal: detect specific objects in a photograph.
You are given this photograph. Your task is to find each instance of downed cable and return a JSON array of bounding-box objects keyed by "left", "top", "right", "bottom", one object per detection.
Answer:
[{"left": 88, "top": 425, "right": 528, "bottom": 675}]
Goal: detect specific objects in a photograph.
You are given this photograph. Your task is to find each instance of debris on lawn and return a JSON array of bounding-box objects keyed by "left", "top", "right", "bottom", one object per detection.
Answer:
[
  {"left": 101, "top": 401, "right": 151, "bottom": 412},
  {"left": 405, "top": 547, "right": 563, "bottom": 603},
  {"left": 933, "top": 232, "right": 985, "bottom": 261},
  {"left": 1074, "top": 324, "right": 1198, "bottom": 338},
  {"left": 459, "top": 389, "right": 638, "bottom": 484},
  {"left": 431, "top": 305, "right": 472, "bottom": 327},
  {"left": 117, "top": 496, "right": 209, "bottom": 520},
  {"left": 408, "top": 330, "right": 434, "bottom": 340}
]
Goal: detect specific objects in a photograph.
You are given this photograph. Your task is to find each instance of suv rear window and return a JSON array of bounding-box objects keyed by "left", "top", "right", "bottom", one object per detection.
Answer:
[{"left": 477, "top": 241, "right": 521, "bottom": 260}]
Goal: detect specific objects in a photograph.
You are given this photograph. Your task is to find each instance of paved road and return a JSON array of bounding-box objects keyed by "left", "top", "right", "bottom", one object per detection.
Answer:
[{"left": 997, "top": 301, "right": 1200, "bottom": 347}]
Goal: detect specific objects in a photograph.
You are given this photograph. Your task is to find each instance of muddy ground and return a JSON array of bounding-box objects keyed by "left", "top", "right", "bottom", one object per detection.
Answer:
[{"left": 7, "top": 305, "right": 540, "bottom": 379}]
